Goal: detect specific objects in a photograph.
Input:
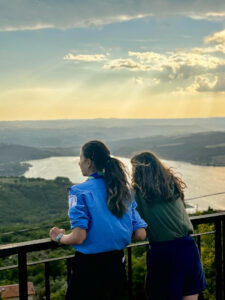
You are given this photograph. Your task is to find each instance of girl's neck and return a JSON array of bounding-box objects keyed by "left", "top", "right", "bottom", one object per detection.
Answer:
[{"left": 86, "top": 168, "right": 97, "bottom": 176}]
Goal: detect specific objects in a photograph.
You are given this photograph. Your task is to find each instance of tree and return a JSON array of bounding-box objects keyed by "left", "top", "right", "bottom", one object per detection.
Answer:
[{"left": 198, "top": 223, "right": 216, "bottom": 299}]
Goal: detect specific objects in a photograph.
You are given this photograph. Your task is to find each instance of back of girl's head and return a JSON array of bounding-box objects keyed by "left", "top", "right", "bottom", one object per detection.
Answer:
[
  {"left": 82, "top": 140, "right": 131, "bottom": 218},
  {"left": 131, "top": 151, "right": 186, "bottom": 203},
  {"left": 82, "top": 140, "right": 110, "bottom": 170}
]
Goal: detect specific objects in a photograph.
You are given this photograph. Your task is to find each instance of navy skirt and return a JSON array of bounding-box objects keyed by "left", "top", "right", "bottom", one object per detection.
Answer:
[
  {"left": 65, "top": 250, "right": 126, "bottom": 300},
  {"left": 146, "top": 235, "right": 206, "bottom": 300}
]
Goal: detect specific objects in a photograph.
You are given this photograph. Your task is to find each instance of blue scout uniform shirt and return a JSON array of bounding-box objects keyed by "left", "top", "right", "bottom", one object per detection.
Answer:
[{"left": 68, "top": 172, "right": 147, "bottom": 254}]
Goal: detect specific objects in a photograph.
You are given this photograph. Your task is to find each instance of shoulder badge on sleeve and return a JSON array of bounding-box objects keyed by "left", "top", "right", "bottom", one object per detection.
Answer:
[{"left": 68, "top": 194, "right": 78, "bottom": 208}]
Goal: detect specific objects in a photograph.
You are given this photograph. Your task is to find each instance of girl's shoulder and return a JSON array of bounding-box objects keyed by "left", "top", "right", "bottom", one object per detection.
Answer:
[
  {"left": 70, "top": 180, "right": 92, "bottom": 194},
  {"left": 70, "top": 178, "right": 104, "bottom": 194}
]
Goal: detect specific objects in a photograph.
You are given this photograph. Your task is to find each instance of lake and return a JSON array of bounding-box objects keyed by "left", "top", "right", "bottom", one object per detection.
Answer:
[{"left": 23, "top": 156, "right": 225, "bottom": 211}]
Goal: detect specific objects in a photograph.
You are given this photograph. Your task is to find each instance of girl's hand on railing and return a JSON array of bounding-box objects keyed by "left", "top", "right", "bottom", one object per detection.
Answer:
[{"left": 49, "top": 227, "right": 65, "bottom": 242}]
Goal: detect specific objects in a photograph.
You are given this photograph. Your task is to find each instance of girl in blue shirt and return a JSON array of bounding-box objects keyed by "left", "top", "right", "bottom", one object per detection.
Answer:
[{"left": 50, "top": 140, "right": 147, "bottom": 300}]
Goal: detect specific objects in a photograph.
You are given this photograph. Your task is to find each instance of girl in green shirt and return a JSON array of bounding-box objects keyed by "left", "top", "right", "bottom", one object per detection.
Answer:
[{"left": 131, "top": 151, "right": 206, "bottom": 300}]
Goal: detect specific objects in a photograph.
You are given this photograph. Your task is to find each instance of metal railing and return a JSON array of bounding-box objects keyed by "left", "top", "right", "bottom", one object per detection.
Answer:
[{"left": 0, "top": 212, "right": 224, "bottom": 300}]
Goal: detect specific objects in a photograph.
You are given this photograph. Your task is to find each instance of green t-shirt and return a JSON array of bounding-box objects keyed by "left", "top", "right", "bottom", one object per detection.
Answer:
[{"left": 135, "top": 192, "right": 194, "bottom": 243}]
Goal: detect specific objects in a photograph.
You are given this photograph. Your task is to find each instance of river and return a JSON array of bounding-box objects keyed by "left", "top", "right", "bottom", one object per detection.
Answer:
[{"left": 23, "top": 156, "right": 225, "bottom": 211}]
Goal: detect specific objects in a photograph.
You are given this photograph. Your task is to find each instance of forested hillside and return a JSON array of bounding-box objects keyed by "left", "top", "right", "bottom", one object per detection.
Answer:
[{"left": 0, "top": 177, "right": 72, "bottom": 226}]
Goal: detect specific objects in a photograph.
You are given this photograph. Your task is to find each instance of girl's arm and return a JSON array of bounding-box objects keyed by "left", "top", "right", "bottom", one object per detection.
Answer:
[
  {"left": 49, "top": 227, "right": 86, "bottom": 245},
  {"left": 131, "top": 199, "right": 148, "bottom": 241},
  {"left": 133, "top": 227, "right": 146, "bottom": 241}
]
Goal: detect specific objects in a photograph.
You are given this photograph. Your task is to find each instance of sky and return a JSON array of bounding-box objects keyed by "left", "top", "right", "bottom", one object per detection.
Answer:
[{"left": 0, "top": 0, "right": 225, "bottom": 120}]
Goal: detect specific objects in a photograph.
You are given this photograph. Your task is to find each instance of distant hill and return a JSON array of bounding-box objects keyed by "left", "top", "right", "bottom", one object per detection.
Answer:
[
  {"left": 0, "top": 144, "right": 78, "bottom": 176},
  {"left": 0, "top": 117, "right": 224, "bottom": 147},
  {"left": 109, "top": 131, "right": 225, "bottom": 166},
  {"left": 0, "top": 143, "right": 78, "bottom": 163},
  {"left": 0, "top": 177, "right": 72, "bottom": 226}
]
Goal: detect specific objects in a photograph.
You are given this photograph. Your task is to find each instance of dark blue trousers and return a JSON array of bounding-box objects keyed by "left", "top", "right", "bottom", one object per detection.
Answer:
[{"left": 146, "top": 236, "right": 206, "bottom": 300}]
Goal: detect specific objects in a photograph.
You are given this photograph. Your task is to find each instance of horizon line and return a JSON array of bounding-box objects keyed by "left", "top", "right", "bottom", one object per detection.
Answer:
[{"left": 0, "top": 116, "right": 225, "bottom": 122}]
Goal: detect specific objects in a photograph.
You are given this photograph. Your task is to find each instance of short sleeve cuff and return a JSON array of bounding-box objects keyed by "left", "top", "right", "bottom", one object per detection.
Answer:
[
  {"left": 68, "top": 192, "right": 89, "bottom": 230},
  {"left": 133, "top": 220, "right": 147, "bottom": 232}
]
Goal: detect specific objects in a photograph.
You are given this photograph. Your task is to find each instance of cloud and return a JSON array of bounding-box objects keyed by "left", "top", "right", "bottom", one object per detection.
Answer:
[
  {"left": 134, "top": 77, "right": 144, "bottom": 85},
  {"left": 103, "top": 33, "right": 225, "bottom": 95},
  {"left": 128, "top": 51, "right": 166, "bottom": 70},
  {"left": 0, "top": 0, "right": 153, "bottom": 32},
  {"left": 206, "top": 12, "right": 225, "bottom": 17},
  {"left": 0, "top": 0, "right": 225, "bottom": 31},
  {"left": 0, "top": 24, "right": 54, "bottom": 32},
  {"left": 101, "top": 34, "right": 225, "bottom": 96},
  {"left": 64, "top": 53, "right": 107, "bottom": 62},
  {"left": 191, "top": 45, "right": 225, "bottom": 54},
  {"left": 205, "top": 29, "right": 225, "bottom": 46},
  {"left": 190, "top": 11, "right": 225, "bottom": 20},
  {"left": 127, "top": 50, "right": 225, "bottom": 73},
  {"left": 100, "top": 30, "right": 225, "bottom": 94},
  {"left": 169, "top": 50, "right": 225, "bottom": 70},
  {"left": 0, "top": 13, "right": 151, "bottom": 32},
  {"left": 211, "top": 75, "right": 225, "bottom": 92},
  {"left": 185, "top": 29, "right": 225, "bottom": 54},
  {"left": 177, "top": 73, "right": 225, "bottom": 94},
  {"left": 152, "top": 78, "right": 160, "bottom": 85},
  {"left": 194, "top": 75, "right": 218, "bottom": 92},
  {"left": 179, "top": 29, "right": 225, "bottom": 55},
  {"left": 103, "top": 59, "right": 153, "bottom": 71}
]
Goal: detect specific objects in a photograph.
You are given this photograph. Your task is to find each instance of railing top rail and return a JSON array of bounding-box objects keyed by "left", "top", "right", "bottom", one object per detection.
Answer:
[
  {"left": 0, "top": 212, "right": 224, "bottom": 257},
  {"left": 190, "top": 211, "right": 225, "bottom": 224},
  {"left": 0, "top": 230, "right": 217, "bottom": 271},
  {"left": 0, "top": 238, "right": 60, "bottom": 257}
]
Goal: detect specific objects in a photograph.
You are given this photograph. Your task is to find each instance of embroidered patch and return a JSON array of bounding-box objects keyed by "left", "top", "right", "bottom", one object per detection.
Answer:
[{"left": 68, "top": 194, "right": 77, "bottom": 208}]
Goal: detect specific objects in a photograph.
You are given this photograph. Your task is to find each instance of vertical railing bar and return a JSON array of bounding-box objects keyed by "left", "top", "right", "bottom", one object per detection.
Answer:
[
  {"left": 215, "top": 219, "right": 222, "bottom": 300},
  {"left": 66, "top": 257, "right": 72, "bottom": 284},
  {"left": 197, "top": 235, "right": 204, "bottom": 300},
  {"left": 197, "top": 235, "right": 201, "bottom": 257},
  {"left": 128, "top": 247, "right": 133, "bottom": 300},
  {"left": 18, "top": 251, "right": 28, "bottom": 300},
  {"left": 45, "top": 262, "right": 50, "bottom": 300}
]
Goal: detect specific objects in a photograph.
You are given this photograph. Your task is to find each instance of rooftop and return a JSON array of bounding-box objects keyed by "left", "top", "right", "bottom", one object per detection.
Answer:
[{"left": 0, "top": 282, "right": 35, "bottom": 299}]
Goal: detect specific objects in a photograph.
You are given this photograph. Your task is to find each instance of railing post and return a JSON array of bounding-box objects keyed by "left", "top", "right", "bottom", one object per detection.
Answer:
[
  {"left": 215, "top": 220, "right": 222, "bottom": 300},
  {"left": 197, "top": 235, "right": 201, "bottom": 257},
  {"left": 196, "top": 235, "right": 204, "bottom": 300},
  {"left": 45, "top": 262, "right": 50, "bottom": 300},
  {"left": 18, "top": 251, "right": 28, "bottom": 300},
  {"left": 128, "top": 247, "right": 133, "bottom": 300},
  {"left": 66, "top": 257, "right": 72, "bottom": 284}
]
